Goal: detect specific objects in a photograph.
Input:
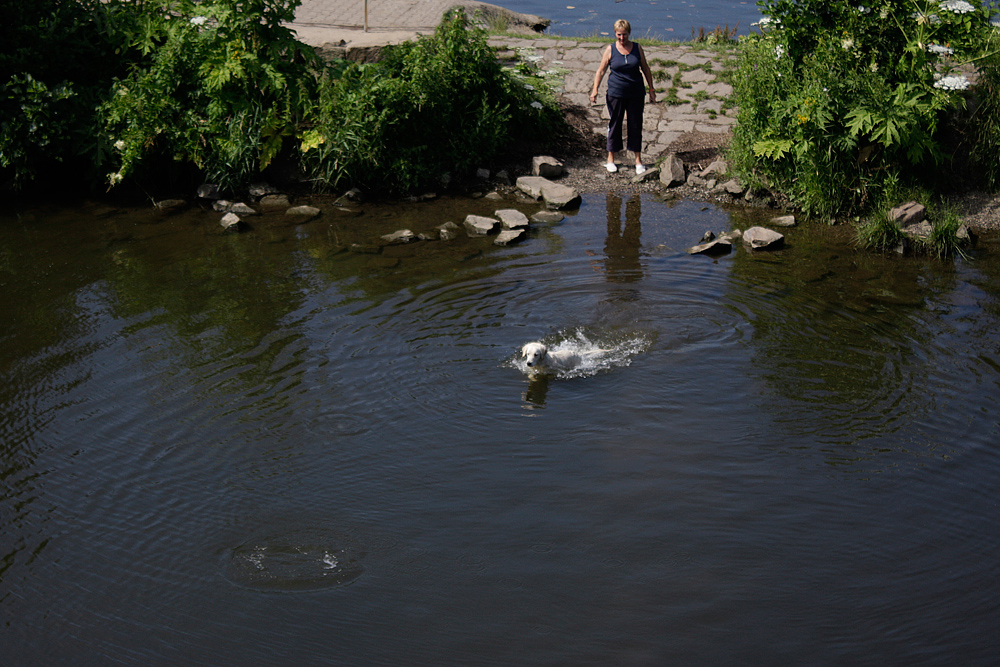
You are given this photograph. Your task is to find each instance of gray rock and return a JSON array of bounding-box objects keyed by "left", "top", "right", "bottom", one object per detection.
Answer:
[
  {"left": 213, "top": 200, "right": 257, "bottom": 215},
  {"left": 515, "top": 176, "right": 548, "bottom": 199},
  {"left": 230, "top": 202, "right": 257, "bottom": 215},
  {"left": 197, "top": 184, "right": 220, "bottom": 200},
  {"left": 484, "top": 192, "right": 504, "bottom": 200},
  {"left": 659, "top": 153, "right": 686, "bottom": 187},
  {"left": 957, "top": 224, "right": 977, "bottom": 245},
  {"left": 437, "top": 221, "right": 462, "bottom": 241},
  {"left": 220, "top": 212, "right": 249, "bottom": 233},
  {"left": 890, "top": 201, "right": 926, "bottom": 226},
  {"left": 687, "top": 173, "right": 708, "bottom": 188},
  {"left": 495, "top": 169, "right": 511, "bottom": 185},
  {"left": 771, "top": 215, "right": 797, "bottom": 227},
  {"left": 532, "top": 211, "right": 564, "bottom": 223},
  {"left": 494, "top": 229, "right": 527, "bottom": 246},
  {"left": 334, "top": 187, "right": 362, "bottom": 206},
  {"left": 532, "top": 156, "right": 565, "bottom": 179},
  {"left": 687, "top": 237, "right": 733, "bottom": 255},
  {"left": 154, "top": 199, "right": 186, "bottom": 211},
  {"left": 285, "top": 205, "right": 320, "bottom": 221},
  {"left": 381, "top": 229, "right": 416, "bottom": 245},
  {"left": 349, "top": 243, "right": 381, "bottom": 254},
  {"left": 714, "top": 179, "right": 745, "bottom": 196},
  {"left": 540, "top": 181, "right": 581, "bottom": 210},
  {"left": 515, "top": 176, "right": 580, "bottom": 210},
  {"left": 330, "top": 206, "right": 363, "bottom": 218},
  {"left": 260, "top": 194, "right": 291, "bottom": 211},
  {"left": 464, "top": 214, "right": 499, "bottom": 236},
  {"left": 248, "top": 182, "right": 279, "bottom": 198},
  {"left": 700, "top": 160, "right": 729, "bottom": 178},
  {"left": 743, "top": 226, "right": 785, "bottom": 250},
  {"left": 632, "top": 167, "right": 661, "bottom": 183},
  {"left": 476, "top": 167, "right": 491, "bottom": 180},
  {"left": 700, "top": 231, "right": 716, "bottom": 243},
  {"left": 902, "top": 221, "right": 933, "bottom": 239},
  {"left": 495, "top": 208, "right": 530, "bottom": 230}
]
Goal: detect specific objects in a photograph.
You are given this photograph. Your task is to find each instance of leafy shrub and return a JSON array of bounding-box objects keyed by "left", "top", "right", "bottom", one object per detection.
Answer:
[
  {"left": 0, "top": 0, "right": 131, "bottom": 188},
  {"left": 730, "top": 0, "right": 1000, "bottom": 219},
  {"left": 300, "top": 10, "right": 561, "bottom": 194},
  {"left": 101, "top": 0, "right": 323, "bottom": 191},
  {"left": 1, "top": 75, "right": 77, "bottom": 187}
]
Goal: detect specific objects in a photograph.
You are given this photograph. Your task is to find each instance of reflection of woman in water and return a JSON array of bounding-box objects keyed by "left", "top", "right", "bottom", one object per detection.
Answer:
[{"left": 605, "top": 193, "right": 642, "bottom": 283}]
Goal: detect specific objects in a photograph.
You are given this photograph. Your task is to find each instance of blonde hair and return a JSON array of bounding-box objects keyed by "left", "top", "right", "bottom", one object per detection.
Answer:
[{"left": 614, "top": 19, "right": 631, "bottom": 35}]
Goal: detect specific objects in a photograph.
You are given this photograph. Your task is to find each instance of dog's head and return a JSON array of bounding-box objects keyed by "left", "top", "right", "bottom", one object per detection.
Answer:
[{"left": 521, "top": 342, "right": 548, "bottom": 368}]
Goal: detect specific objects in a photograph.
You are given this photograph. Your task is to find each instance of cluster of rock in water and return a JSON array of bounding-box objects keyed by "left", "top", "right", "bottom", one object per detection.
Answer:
[
  {"left": 150, "top": 154, "right": 974, "bottom": 259},
  {"left": 888, "top": 200, "right": 977, "bottom": 252},
  {"left": 151, "top": 156, "right": 581, "bottom": 249}
]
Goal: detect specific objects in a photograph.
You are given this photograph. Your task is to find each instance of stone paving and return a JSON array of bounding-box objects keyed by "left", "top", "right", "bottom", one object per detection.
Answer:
[
  {"left": 294, "top": 0, "right": 453, "bottom": 30},
  {"left": 487, "top": 36, "right": 736, "bottom": 162}
]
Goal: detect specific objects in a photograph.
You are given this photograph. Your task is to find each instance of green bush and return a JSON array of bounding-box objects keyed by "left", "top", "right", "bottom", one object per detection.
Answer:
[
  {"left": 5, "top": 2, "right": 562, "bottom": 195},
  {"left": 101, "top": 0, "right": 323, "bottom": 192},
  {"left": 1, "top": 0, "right": 131, "bottom": 188},
  {"left": 300, "top": 10, "right": 561, "bottom": 194},
  {"left": 730, "top": 0, "right": 1000, "bottom": 219}
]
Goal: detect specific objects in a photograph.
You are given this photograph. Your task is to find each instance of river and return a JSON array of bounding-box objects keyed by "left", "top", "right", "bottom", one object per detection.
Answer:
[
  {"left": 498, "top": 0, "right": 762, "bottom": 37},
  {"left": 1, "top": 193, "right": 999, "bottom": 665}
]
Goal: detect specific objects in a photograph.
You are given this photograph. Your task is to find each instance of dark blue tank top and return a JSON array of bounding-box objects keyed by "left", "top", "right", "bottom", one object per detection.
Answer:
[{"left": 607, "top": 43, "right": 645, "bottom": 98}]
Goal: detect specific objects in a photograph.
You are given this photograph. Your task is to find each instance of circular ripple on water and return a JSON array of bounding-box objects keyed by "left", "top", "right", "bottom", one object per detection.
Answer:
[{"left": 223, "top": 539, "right": 364, "bottom": 592}]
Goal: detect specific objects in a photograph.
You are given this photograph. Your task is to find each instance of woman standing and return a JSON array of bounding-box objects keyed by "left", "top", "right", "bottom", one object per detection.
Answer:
[{"left": 590, "top": 19, "right": 657, "bottom": 174}]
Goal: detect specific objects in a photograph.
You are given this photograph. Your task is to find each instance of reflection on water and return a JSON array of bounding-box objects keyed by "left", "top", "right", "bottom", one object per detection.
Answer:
[
  {"left": 605, "top": 193, "right": 643, "bottom": 283},
  {"left": 1, "top": 193, "right": 999, "bottom": 665}
]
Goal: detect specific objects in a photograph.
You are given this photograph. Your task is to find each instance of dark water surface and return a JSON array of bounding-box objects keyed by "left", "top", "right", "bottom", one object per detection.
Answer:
[
  {"left": 497, "top": 0, "right": 762, "bottom": 37},
  {"left": 2, "top": 193, "right": 999, "bottom": 665}
]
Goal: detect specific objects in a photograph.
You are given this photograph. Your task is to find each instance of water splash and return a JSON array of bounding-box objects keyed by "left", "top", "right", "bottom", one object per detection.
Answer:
[{"left": 511, "top": 327, "right": 653, "bottom": 379}]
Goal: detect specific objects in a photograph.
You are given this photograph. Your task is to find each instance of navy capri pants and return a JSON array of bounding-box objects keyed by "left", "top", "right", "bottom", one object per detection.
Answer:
[{"left": 606, "top": 94, "right": 645, "bottom": 154}]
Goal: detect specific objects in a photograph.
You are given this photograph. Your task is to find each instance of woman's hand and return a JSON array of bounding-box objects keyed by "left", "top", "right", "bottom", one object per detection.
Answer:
[
  {"left": 590, "top": 91, "right": 598, "bottom": 104},
  {"left": 648, "top": 89, "right": 656, "bottom": 103}
]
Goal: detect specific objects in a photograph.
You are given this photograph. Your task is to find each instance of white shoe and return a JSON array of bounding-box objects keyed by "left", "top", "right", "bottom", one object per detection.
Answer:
[
  {"left": 635, "top": 164, "right": 647, "bottom": 175},
  {"left": 605, "top": 162, "right": 618, "bottom": 173}
]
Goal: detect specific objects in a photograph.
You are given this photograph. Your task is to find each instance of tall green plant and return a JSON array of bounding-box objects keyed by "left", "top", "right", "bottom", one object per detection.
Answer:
[
  {"left": 301, "top": 10, "right": 560, "bottom": 194},
  {"left": 101, "top": 0, "right": 323, "bottom": 191},
  {"left": 731, "top": 0, "right": 1000, "bottom": 218},
  {"left": 0, "top": 0, "right": 132, "bottom": 189}
]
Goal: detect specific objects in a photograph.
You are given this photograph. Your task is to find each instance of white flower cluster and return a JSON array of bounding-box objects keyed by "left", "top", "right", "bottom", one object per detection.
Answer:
[
  {"left": 530, "top": 101, "right": 543, "bottom": 109},
  {"left": 775, "top": 44, "right": 785, "bottom": 58},
  {"left": 857, "top": 6, "right": 872, "bottom": 14},
  {"left": 927, "top": 44, "right": 955, "bottom": 55},
  {"left": 934, "top": 74, "right": 971, "bottom": 90},
  {"left": 190, "top": 16, "right": 207, "bottom": 26},
  {"left": 939, "top": 0, "right": 975, "bottom": 14},
  {"left": 751, "top": 16, "right": 780, "bottom": 30}
]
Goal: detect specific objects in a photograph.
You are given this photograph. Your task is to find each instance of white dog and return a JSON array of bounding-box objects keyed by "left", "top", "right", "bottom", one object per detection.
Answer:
[{"left": 520, "top": 341, "right": 608, "bottom": 374}]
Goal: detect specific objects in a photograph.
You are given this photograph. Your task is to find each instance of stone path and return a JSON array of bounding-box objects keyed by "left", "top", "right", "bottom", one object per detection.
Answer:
[{"left": 486, "top": 36, "right": 735, "bottom": 162}]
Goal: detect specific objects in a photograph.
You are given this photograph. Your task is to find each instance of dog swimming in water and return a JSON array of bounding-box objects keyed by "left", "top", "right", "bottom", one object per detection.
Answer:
[{"left": 520, "top": 341, "right": 610, "bottom": 374}]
